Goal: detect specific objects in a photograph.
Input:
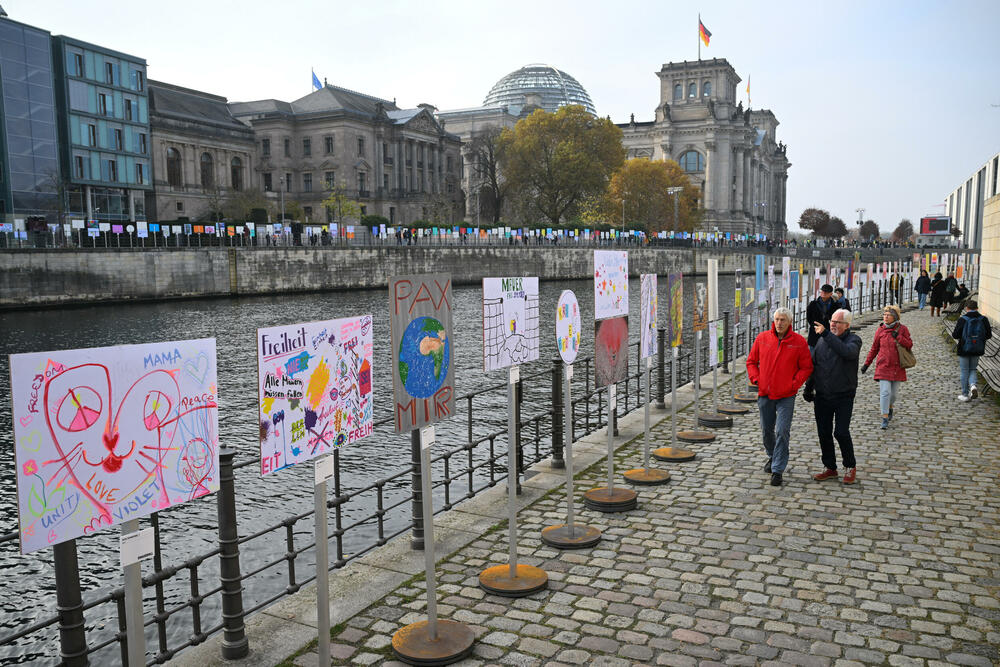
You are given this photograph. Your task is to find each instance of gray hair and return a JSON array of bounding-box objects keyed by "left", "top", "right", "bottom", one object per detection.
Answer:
[
  {"left": 832, "top": 308, "right": 852, "bottom": 325},
  {"left": 772, "top": 306, "right": 793, "bottom": 321}
]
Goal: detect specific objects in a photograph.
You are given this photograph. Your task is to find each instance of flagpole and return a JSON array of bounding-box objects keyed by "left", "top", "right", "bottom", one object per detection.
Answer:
[{"left": 698, "top": 14, "right": 701, "bottom": 60}]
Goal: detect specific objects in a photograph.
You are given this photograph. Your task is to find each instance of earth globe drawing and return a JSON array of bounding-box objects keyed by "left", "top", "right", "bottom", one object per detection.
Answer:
[{"left": 398, "top": 316, "right": 450, "bottom": 399}]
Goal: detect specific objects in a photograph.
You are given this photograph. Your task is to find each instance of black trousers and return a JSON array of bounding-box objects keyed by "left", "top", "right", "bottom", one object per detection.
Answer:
[{"left": 813, "top": 394, "right": 856, "bottom": 470}]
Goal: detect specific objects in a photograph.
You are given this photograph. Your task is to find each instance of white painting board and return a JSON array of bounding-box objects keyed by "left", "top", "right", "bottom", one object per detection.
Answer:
[
  {"left": 556, "top": 290, "right": 581, "bottom": 364},
  {"left": 707, "top": 259, "right": 719, "bottom": 321},
  {"left": 10, "top": 338, "right": 220, "bottom": 554},
  {"left": 594, "top": 250, "right": 628, "bottom": 320},
  {"left": 257, "top": 316, "right": 374, "bottom": 476},
  {"left": 640, "top": 274, "right": 657, "bottom": 359},
  {"left": 482, "top": 277, "right": 540, "bottom": 372}
]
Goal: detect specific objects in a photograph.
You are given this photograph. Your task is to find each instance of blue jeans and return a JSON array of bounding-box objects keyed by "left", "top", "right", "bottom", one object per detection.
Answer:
[
  {"left": 959, "top": 356, "right": 980, "bottom": 396},
  {"left": 758, "top": 396, "right": 795, "bottom": 473},
  {"left": 918, "top": 292, "right": 927, "bottom": 309},
  {"left": 879, "top": 380, "right": 900, "bottom": 415}
]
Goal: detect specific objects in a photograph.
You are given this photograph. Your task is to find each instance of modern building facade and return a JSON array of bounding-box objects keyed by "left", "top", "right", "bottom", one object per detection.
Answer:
[
  {"left": 229, "top": 85, "right": 463, "bottom": 226},
  {"left": 946, "top": 150, "right": 998, "bottom": 249},
  {"left": 147, "top": 80, "right": 255, "bottom": 222},
  {"left": 50, "top": 35, "right": 151, "bottom": 224},
  {"left": 0, "top": 16, "right": 59, "bottom": 223},
  {"left": 618, "top": 58, "right": 790, "bottom": 237}
]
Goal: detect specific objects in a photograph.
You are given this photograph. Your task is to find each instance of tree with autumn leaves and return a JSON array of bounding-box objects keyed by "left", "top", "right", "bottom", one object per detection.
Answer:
[{"left": 599, "top": 158, "right": 702, "bottom": 233}]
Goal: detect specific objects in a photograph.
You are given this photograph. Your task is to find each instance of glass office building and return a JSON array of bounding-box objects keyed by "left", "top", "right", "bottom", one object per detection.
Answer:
[
  {"left": 52, "top": 36, "right": 150, "bottom": 222},
  {"left": 0, "top": 18, "right": 59, "bottom": 222}
]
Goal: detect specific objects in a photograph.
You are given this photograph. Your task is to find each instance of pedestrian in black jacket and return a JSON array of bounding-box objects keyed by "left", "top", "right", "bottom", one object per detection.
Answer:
[
  {"left": 952, "top": 301, "right": 993, "bottom": 401},
  {"left": 804, "top": 308, "right": 862, "bottom": 484},
  {"left": 806, "top": 284, "right": 835, "bottom": 348},
  {"left": 914, "top": 269, "right": 931, "bottom": 310}
]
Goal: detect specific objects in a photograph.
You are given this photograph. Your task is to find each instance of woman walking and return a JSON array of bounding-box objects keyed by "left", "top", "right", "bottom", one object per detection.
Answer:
[
  {"left": 914, "top": 269, "right": 931, "bottom": 310},
  {"left": 929, "top": 272, "right": 946, "bottom": 317},
  {"left": 862, "top": 305, "right": 913, "bottom": 429}
]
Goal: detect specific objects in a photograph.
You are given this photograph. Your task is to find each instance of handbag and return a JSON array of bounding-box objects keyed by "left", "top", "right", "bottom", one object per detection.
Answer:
[{"left": 896, "top": 342, "right": 916, "bottom": 369}]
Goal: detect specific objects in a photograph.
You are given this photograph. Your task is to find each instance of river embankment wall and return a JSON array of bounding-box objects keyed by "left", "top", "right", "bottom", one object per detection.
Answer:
[{"left": 0, "top": 246, "right": 890, "bottom": 309}]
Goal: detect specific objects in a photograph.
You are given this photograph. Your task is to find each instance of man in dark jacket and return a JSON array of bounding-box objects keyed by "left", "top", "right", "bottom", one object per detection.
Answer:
[
  {"left": 952, "top": 300, "right": 993, "bottom": 401},
  {"left": 805, "top": 308, "right": 862, "bottom": 484},
  {"left": 747, "top": 307, "right": 814, "bottom": 487},
  {"left": 806, "top": 284, "right": 835, "bottom": 349}
]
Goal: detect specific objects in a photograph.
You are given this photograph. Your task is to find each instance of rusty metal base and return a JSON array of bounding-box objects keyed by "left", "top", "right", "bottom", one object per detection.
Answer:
[
  {"left": 718, "top": 403, "right": 750, "bottom": 415},
  {"left": 677, "top": 429, "right": 716, "bottom": 444},
  {"left": 698, "top": 412, "right": 734, "bottom": 428},
  {"left": 623, "top": 467, "right": 672, "bottom": 485},
  {"left": 583, "top": 487, "right": 638, "bottom": 512},
  {"left": 734, "top": 392, "right": 758, "bottom": 404},
  {"left": 391, "top": 619, "right": 475, "bottom": 666},
  {"left": 652, "top": 446, "right": 698, "bottom": 462},
  {"left": 540, "top": 523, "right": 602, "bottom": 549},
  {"left": 478, "top": 563, "right": 548, "bottom": 597}
]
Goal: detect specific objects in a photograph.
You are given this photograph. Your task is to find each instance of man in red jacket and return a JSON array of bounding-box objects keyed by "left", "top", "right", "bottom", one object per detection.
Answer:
[{"left": 746, "top": 306, "right": 814, "bottom": 486}]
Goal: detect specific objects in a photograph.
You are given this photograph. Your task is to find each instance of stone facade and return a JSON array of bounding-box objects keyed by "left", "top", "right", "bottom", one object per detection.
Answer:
[
  {"left": 147, "top": 80, "right": 255, "bottom": 222},
  {"left": 229, "top": 86, "right": 463, "bottom": 226},
  {"left": 946, "top": 150, "right": 998, "bottom": 250},
  {"left": 618, "top": 58, "right": 790, "bottom": 238}
]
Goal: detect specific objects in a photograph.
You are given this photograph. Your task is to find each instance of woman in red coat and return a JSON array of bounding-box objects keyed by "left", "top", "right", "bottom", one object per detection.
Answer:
[{"left": 862, "top": 305, "right": 913, "bottom": 429}]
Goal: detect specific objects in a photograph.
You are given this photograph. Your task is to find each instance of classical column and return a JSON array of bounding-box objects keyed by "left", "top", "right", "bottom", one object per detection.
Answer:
[
  {"left": 704, "top": 140, "right": 716, "bottom": 212},
  {"left": 734, "top": 147, "right": 744, "bottom": 215}
]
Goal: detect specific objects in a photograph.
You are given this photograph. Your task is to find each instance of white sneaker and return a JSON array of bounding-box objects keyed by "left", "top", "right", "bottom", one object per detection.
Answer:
[
  {"left": 957, "top": 394, "right": 970, "bottom": 402},
  {"left": 970, "top": 385, "right": 979, "bottom": 399}
]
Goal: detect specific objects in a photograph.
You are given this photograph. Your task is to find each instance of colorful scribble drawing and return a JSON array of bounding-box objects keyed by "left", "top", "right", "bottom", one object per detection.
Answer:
[
  {"left": 694, "top": 282, "right": 708, "bottom": 332},
  {"left": 257, "top": 316, "right": 374, "bottom": 476},
  {"left": 595, "top": 316, "right": 629, "bottom": 388},
  {"left": 668, "top": 272, "right": 683, "bottom": 348},
  {"left": 555, "top": 290, "right": 581, "bottom": 364},
  {"left": 11, "top": 339, "right": 220, "bottom": 555},
  {"left": 640, "top": 274, "right": 657, "bottom": 359},
  {"left": 482, "top": 277, "right": 539, "bottom": 372},
  {"left": 594, "top": 250, "right": 629, "bottom": 320}
]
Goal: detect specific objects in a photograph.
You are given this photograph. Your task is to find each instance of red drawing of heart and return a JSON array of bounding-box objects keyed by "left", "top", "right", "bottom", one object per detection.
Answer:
[{"left": 44, "top": 364, "right": 181, "bottom": 521}]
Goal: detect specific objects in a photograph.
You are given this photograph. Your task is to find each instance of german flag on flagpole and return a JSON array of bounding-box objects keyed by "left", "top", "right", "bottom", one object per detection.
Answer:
[{"left": 699, "top": 16, "right": 711, "bottom": 46}]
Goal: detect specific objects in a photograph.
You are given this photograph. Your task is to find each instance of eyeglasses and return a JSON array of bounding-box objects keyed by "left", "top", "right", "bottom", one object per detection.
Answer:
[{"left": 830, "top": 320, "right": 847, "bottom": 326}]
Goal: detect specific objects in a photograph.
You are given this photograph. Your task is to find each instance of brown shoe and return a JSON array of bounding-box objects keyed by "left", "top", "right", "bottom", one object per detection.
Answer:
[
  {"left": 843, "top": 468, "right": 857, "bottom": 484},
  {"left": 813, "top": 468, "right": 838, "bottom": 481}
]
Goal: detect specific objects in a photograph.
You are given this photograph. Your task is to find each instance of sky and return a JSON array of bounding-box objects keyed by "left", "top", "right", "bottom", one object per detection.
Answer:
[{"left": 8, "top": 0, "right": 1000, "bottom": 234}]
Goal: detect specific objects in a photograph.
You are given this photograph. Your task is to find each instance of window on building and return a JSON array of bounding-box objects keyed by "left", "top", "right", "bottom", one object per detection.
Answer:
[
  {"left": 136, "top": 163, "right": 145, "bottom": 185},
  {"left": 389, "top": 206, "right": 395, "bottom": 224},
  {"left": 114, "top": 129, "right": 123, "bottom": 150},
  {"left": 303, "top": 172, "right": 312, "bottom": 192},
  {"left": 200, "top": 152, "right": 214, "bottom": 189},
  {"left": 383, "top": 173, "right": 389, "bottom": 189},
  {"left": 105, "top": 62, "right": 114, "bottom": 84},
  {"left": 304, "top": 206, "right": 312, "bottom": 219},
  {"left": 98, "top": 93, "right": 109, "bottom": 115},
  {"left": 124, "top": 99, "right": 132, "bottom": 121},
  {"left": 325, "top": 136, "right": 334, "bottom": 154},
  {"left": 107, "top": 159, "right": 118, "bottom": 182},
  {"left": 703, "top": 81, "right": 712, "bottom": 96},
  {"left": 283, "top": 138, "right": 290, "bottom": 157},
  {"left": 138, "top": 133, "right": 147, "bottom": 154},
  {"left": 688, "top": 83, "right": 696, "bottom": 98},
  {"left": 73, "top": 53, "right": 83, "bottom": 76},
  {"left": 263, "top": 172, "right": 273, "bottom": 191},
  {"left": 324, "top": 171, "right": 335, "bottom": 188},
  {"left": 262, "top": 138, "right": 271, "bottom": 156},
  {"left": 136, "top": 71, "right": 144, "bottom": 91},
  {"left": 176, "top": 201, "right": 184, "bottom": 212},
  {"left": 358, "top": 172, "right": 367, "bottom": 193},
  {"left": 74, "top": 155, "right": 84, "bottom": 179},
  {"left": 357, "top": 137, "right": 364, "bottom": 157},
  {"left": 446, "top": 156, "right": 453, "bottom": 173},
  {"left": 303, "top": 138, "right": 311, "bottom": 157},
  {"left": 678, "top": 150, "right": 704, "bottom": 172},
  {"left": 231, "top": 157, "right": 243, "bottom": 191},
  {"left": 167, "top": 147, "right": 182, "bottom": 186},
  {"left": 87, "top": 124, "right": 97, "bottom": 146},
  {"left": 673, "top": 84, "right": 682, "bottom": 101},
  {"left": 285, "top": 172, "right": 291, "bottom": 191}
]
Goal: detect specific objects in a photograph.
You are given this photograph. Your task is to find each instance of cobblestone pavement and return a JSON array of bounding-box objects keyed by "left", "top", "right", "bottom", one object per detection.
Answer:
[{"left": 289, "top": 307, "right": 1000, "bottom": 667}]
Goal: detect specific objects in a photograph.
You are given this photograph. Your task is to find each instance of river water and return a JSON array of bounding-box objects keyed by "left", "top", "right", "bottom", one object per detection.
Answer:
[{"left": 0, "top": 271, "right": 744, "bottom": 664}]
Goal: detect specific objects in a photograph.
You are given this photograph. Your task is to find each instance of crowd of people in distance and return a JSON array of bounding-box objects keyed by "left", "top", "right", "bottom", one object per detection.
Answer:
[{"left": 746, "top": 281, "right": 991, "bottom": 488}]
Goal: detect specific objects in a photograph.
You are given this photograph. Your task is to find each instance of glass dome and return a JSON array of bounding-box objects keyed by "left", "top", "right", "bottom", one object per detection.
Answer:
[{"left": 483, "top": 64, "right": 596, "bottom": 116}]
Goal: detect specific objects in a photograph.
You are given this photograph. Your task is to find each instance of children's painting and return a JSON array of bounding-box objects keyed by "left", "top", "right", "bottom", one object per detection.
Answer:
[
  {"left": 640, "top": 274, "right": 657, "bottom": 360},
  {"left": 594, "top": 250, "right": 628, "bottom": 320},
  {"left": 556, "top": 290, "right": 581, "bottom": 364},
  {"left": 595, "top": 316, "right": 628, "bottom": 388},
  {"left": 10, "top": 339, "right": 220, "bottom": 554},
  {"left": 667, "top": 272, "right": 683, "bottom": 348},
  {"left": 482, "top": 277, "right": 539, "bottom": 372},
  {"left": 390, "top": 274, "right": 454, "bottom": 433},
  {"left": 693, "top": 282, "right": 708, "bottom": 332},
  {"left": 707, "top": 259, "right": 719, "bottom": 321},
  {"left": 257, "top": 316, "right": 374, "bottom": 476},
  {"left": 708, "top": 321, "right": 718, "bottom": 368}
]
